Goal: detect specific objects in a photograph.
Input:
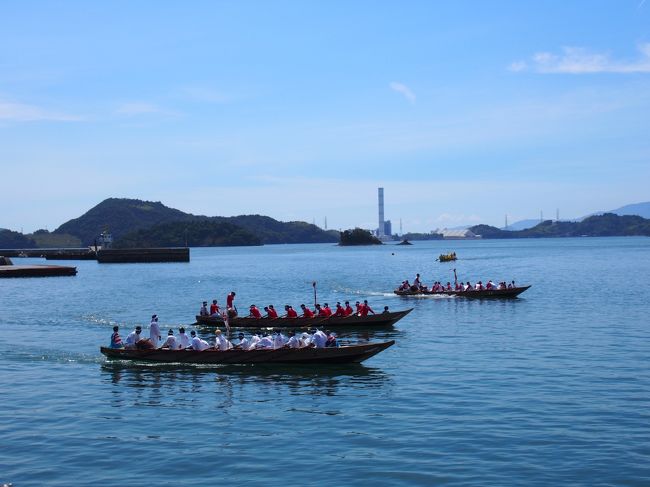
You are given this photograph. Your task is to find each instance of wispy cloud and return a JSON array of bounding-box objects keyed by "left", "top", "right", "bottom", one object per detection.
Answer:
[
  {"left": 0, "top": 99, "right": 82, "bottom": 122},
  {"left": 114, "top": 102, "right": 178, "bottom": 117},
  {"left": 510, "top": 43, "right": 650, "bottom": 74},
  {"left": 390, "top": 82, "right": 416, "bottom": 103}
]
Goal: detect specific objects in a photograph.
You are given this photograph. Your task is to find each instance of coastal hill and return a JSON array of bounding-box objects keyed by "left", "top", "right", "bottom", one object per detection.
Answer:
[
  {"left": 0, "top": 229, "right": 38, "bottom": 249},
  {"left": 50, "top": 198, "right": 338, "bottom": 247},
  {"left": 471, "top": 213, "right": 650, "bottom": 238}
]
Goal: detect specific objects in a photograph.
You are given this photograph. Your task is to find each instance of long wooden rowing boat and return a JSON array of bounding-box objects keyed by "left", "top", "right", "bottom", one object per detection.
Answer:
[
  {"left": 100, "top": 341, "right": 395, "bottom": 365},
  {"left": 194, "top": 309, "right": 413, "bottom": 329},
  {"left": 394, "top": 285, "right": 531, "bottom": 298}
]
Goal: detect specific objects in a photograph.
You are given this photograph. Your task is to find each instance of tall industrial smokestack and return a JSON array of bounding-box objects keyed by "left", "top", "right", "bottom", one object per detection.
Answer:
[{"left": 378, "top": 187, "right": 385, "bottom": 237}]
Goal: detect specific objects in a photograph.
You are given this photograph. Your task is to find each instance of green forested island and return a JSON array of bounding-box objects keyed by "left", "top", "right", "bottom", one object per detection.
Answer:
[{"left": 339, "top": 228, "right": 382, "bottom": 246}]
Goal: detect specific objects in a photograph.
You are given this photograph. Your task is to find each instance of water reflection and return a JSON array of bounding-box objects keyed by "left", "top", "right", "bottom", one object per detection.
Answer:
[{"left": 101, "top": 360, "right": 390, "bottom": 409}]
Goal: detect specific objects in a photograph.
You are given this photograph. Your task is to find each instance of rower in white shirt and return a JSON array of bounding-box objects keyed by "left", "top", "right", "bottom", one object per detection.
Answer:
[
  {"left": 125, "top": 326, "right": 142, "bottom": 349},
  {"left": 285, "top": 330, "right": 301, "bottom": 348},
  {"left": 273, "top": 330, "right": 287, "bottom": 349},
  {"left": 256, "top": 333, "right": 274, "bottom": 349},
  {"left": 248, "top": 333, "right": 261, "bottom": 350},
  {"left": 311, "top": 328, "right": 328, "bottom": 348},
  {"left": 235, "top": 332, "right": 250, "bottom": 350},
  {"left": 178, "top": 327, "right": 190, "bottom": 349},
  {"left": 299, "top": 332, "right": 312, "bottom": 348},
  {"left": 214, "top": 329, "right": 232, "bottom": 351},
  {"left": 161, "top": 329, "right": 178, "bottom": 349},
  {"left": 189, "top": 331, "right": 210, "bottom": 351},
  {"left": 149, "top": 314, "right": 161, "bottom": 348}
]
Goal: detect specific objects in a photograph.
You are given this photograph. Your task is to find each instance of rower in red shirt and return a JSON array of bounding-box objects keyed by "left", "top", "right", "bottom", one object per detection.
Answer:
[
  {"left": 344, "top": 301, "right": 354, "bottom": 316},
  {"left": 359, "top": 299, "right": 376, "bottom": 317},
  {"left": 267, "top": 305, "right": 279, "bottom": 319},
  {"left": 322, "top": 303, "right": 333, "bottom": 317},
  {"left": 355, "top": 301, "right": 362, "bottom": 315},
  {"left": 284, "top": 305, "right": 298, "bottom": 318},
  {"left": 333, "top": 302, "right": 345, "bottom": 317},
  {"left": 226, "top": 291, "right": 236, "bottom": 309},
  {"left": 209, "top": 299, "right": 220, "bottom": 316},
  {"left": 249, "top": 304, "right": 262, "bottom": 319},
  {"left": 300, "top": 304, "right": 315, "bottom": 318}
]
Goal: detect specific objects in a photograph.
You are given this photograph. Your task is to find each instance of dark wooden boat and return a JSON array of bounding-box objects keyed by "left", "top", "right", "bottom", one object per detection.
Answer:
[
  {"left": 194, "top": 308, "right": 413, "bottom": 329},
  {"left": 394, "top": 285, "right": 531, "bottom": 298},
  {"left": 100, "top": 340, "right": 395, "bottom": 365}
]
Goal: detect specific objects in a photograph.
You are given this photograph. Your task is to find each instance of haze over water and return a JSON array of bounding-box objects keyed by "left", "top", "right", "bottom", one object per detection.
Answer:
[{"left": 1, "top": 238, "right": 649, "bottom": 486}]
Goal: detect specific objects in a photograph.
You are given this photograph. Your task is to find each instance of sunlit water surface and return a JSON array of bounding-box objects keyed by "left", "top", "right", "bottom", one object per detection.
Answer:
[{"left": 1, "top": 238, "right": 649, "bottom": 486}]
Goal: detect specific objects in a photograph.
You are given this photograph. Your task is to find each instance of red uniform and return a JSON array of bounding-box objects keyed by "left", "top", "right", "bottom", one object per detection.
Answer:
[
  {"left": 344, "top": 305, "right": 354, "bottom": 316},
  {"left": 249, "top": 306, "right": 262, "bottom": 318},
  {"left": 359, "top": 303, "right": 375, "bottom": 317},
  {"left": 268, "top": 307, "right": 278, "bottom": 319},
  {"left": 322, "top": 306, "right": 332, "bottom": 317},
  {"left": 210, "top": 303, "right": 220, "bottom": 315},
  {"left": 302, "top": 307, "right": 315, "bottom": 318},
  {"left": 334, "top": 306, "right": 345, "bottom": 317},
  {"left": 287, "top": 308, "right": 298, "bottom": 318},
  {"left": 227, "top": 293, "right": 235, "bottom": 308}
]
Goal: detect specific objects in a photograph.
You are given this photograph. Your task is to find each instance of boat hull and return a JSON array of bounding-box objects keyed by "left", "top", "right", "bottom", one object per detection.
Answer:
[
  {"left": 394, "top": 285, "right": 531, "bottom": 298},
  {"left": 100, "top": 341, "right": 395, "bottom": 365},
  {"left": 194, "top": 309, "right": 412, "bottom": 329}
]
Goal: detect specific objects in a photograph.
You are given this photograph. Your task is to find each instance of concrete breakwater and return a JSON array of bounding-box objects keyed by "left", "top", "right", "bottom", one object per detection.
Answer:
[{"left": 1, "top": 247, "right": 190, "bottom": 263}]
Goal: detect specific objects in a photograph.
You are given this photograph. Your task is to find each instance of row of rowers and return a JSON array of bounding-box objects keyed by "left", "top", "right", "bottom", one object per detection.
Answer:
[
  {"left": 109, "top": 324, "right": 339, "bottom": 351},
  {"left": 400, "top": 274, "right": 518, "bottom": 292},
  {"left": 200, "top": 300, "right": 383, "bottom": 319}
]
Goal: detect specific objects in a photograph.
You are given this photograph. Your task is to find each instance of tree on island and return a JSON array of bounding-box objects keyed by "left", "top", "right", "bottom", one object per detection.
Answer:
[{"left": 339, "top": 228, "right": 382, "bottom": 246}]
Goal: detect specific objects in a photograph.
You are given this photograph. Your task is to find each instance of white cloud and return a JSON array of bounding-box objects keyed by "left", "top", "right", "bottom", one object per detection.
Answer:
[
  {"left": 511, "top": 43, "right": 650, "bottom": 74},
  {"left": 0, "top": 99, "right": 82, "bottom": 122},
  {"left": 389, "top": 82, "right": 416, "bottom": 103}
]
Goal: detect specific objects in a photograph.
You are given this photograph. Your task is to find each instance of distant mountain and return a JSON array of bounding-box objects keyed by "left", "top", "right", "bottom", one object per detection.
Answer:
[
  {"left": 502, "top": 219, "right": 541, "bottom": 231},
  {"left": 115, "top": 220, "right": 262, "bottom": 248},
  {"left": 472, "top": 213, "right": 650, "bottom": 238},
  {"left": 0, "top": 229, "right": 37, "bottom": 249},
  {"left": 53, "top": 198, "right": 338, "bottom": 247},
  {"left": 608, "top": 202, "right": 650, "bottom": 219},
  {"left": 54, "top": 198, "right": 195, "bottom": 245}
]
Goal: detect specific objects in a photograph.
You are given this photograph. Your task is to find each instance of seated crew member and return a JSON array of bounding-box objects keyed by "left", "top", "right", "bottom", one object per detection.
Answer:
[
  {"left": 263, "top": 306, "right": 271, "bottom": 317},
  {"left": 315, "top": 303, "right": 327, "bottom": 317},
  {"left": 273, "top": 330, "right": 287, "bottom": 349},
  {"left": 299, "top": 332, "right": 312, "bottom": 347},
  {"left": 234, "top": 332, "right": 249, "bottom": 350},
  {"left": 284, "top": 305, "right": 298, "bottom": 318},
  {"left": 310, "top": 328, "right": 328, "bottom": 348},
  {"left": 199, "top": 301, "right": 209, "bottom": 316},
  {"left": 256, "top": 333, "right": 274, "bottom": 349},
  {"left": 300, "top": 304, "right": 315, "bottom": 318},
  {"left": 322, "top": 303, "right": 333, "bottom": 316},
  {"left": 333, "top": 302, "right": 345, "bottom": 317},
  {"left": 214, "top": 329, "right": 232, "bottom": 350},
  {"left": 267, "top": 305, "right": 279, "bottom": 319},
  {"left": 189, "top": 331, "right": 210, "bottom": 351},
  {"left": 110, "top": 326, "right": 124, "bottom": 349},
  {"left": 464, "top": 281, "right": 472, "bottom": 291},
  {"left": 125, "top": 326, "right": 142, "bottom": 349},
  {"left": 178, "top": 327, "right": 190, "bottom": 349},
  {"left": 511, "top": 280, "right": 516, "bottom": 288},
  {"left": 325, "top": 331, "right": 338, "bottom": 348},
  {"left": 355, "top": 301, "right": 362, "bottom": 315},
  {"left": 413, "top": 273, "right": 422, "bottom": 288},
  {"left": 285, "top": 330, "right": 301, "bottom": 348},
  {"left": 359, "top": 300, "right": 375, "bottom": 316},
  {"left": 446, "top": 282, "right": 452, "bottom": 291},
  {"left": 248, "top": 332, "right": 261, "bottom": 350},
  {"left": 475, "top": 281, "right": 484, "bottom": 291},
  {"left": 161, "top": 329, "right": 178, "bottom": 349},
  {"left": 344, "top": 301, "right": 354, "bottom": 316},
  {"left": 382, "top": 306, "right": 390, "bottom": 314},
  {"left": 249, "top": 304, "right": 262, "bottom": 319},
  {"left": 210, "top": 300, "right": 220, "bottom": 316}
]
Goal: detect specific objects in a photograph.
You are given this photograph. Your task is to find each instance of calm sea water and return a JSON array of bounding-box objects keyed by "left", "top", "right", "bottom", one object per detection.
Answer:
[{"left": 1, "top": 238, "right": 649, "bottom": 486}]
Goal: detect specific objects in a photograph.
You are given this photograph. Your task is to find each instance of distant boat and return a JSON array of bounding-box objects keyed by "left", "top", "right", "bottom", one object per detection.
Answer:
[
  {"left": 437, "top": 252, "right": 457, "bottom": 262},
  {"left": 394, "top": 286, "right": 530, "bottom": 299},
  {"left": 100, "top": 341, "right": 395, "bottom": 365}
]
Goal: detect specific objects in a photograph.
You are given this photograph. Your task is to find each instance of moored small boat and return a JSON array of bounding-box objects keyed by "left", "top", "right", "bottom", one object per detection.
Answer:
[
  {"left": 100, "top": 340, "right": 395, "bottom": 365},
  {"left": 194, "top": 308, "right": 413, "bottom": 329},
  {"left": 394, "top": 285, "right": 531, "bottom": 298}
]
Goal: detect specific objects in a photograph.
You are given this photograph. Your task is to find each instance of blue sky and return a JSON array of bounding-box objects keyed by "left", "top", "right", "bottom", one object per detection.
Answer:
[{"left": 1, "top": 0, "right": 649, "bottom": 233}]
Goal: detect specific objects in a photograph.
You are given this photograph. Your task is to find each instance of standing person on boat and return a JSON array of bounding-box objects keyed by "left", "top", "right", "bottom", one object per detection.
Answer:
[
  {"left": 344, "top": 301, "right": 354, "bottom": 316},
  {"left": 178, "top": 327, "right": 190, "bottom": 349},
  {"left": 359, "top": 300, "right": 375, "bottom": 316},
  {"left": 226, "top": 291, "right": 237, "bottom": 317},
  {"left": 310, "top": 328, "right": 328, "bottom": 348},
  {"left": 267, "top": 305, "right": 279, "bottom": 319},
  {"left": 125, "top": 326, "right": 142, "bottom": 349},
  {"left": 199, "top": 301, "right": 209, "bottom": 316},
  {"left": 209, "top": 300, "right": 220, "bottom": 316},
  {"left": 189, "top": 331, "right": 210, "bottom": 351},
  {"left": 161, "top": 329, "right": 178, "bottom": 349},
  {"left": 249, "top": 304, "right": 262, "bottom": 319},
  {"left": 110, "top": 326, "right": 124, "bottom": 349},
  {"left": 413, "top": 274, "right": 422, "bottom": 289},
  {"left": 214, "top": 329, "right": 232, "bottom": 351},
  {"left": 300, "top": 304, "right": 315, "bottom": 318},
  {"left": 149, "top": 314, "right": 161, "bottom": 348},
  {"left": 285, "top": 330, "right": 301, "bottom": 348}
]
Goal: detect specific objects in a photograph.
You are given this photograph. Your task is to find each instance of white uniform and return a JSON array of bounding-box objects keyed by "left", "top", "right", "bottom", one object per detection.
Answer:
[
  {"left": 150, "top": 320, "right": 161, "bottom": 348},
  {"left": 162, "top": 335, "right": 178, "bottom": 349},
  {"left": 178, "top": 332, "right": 190, "bottom": 349},
  {"left": 125, "top": 330, "right": 140, "bottom": 347},
  {"left": 238, "top": 337, "right": 250, "bottom": 350},
  {"left": 286, "top": 335, "right": 301, "bottom": 348},
  {"left": 312, "top": 330, "right": 327, "bottom": 348},
  {"left": 249, "top": 335, "right": 261, "bottom": 350},
  {"left": 299, "top": 333, "right": 312, "bottom": 347},
  {"left": 273, "top": 333, "right": 287, "bottom": 349},
  {"left": 191, "top": 336, "right": 210, "bottom": 351},
  {"left": 214, "top": 334, "right": 232, "bottom": 351},
  {"left": 256, "top": 336, "right": 274, "bottom": 349}
]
